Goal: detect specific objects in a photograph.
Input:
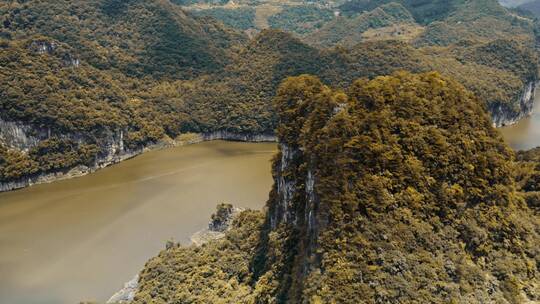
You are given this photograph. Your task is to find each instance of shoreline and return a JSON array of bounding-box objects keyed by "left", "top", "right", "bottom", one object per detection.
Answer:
[
  {"left": 0, "top": 132, "right": 276, "bottom": 193},
  {"left": 106, "top": 205, "right": 245, "bottom": 304}
]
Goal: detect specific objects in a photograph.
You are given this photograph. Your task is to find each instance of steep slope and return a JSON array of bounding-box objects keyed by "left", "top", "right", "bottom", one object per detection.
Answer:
[
  {"left": 415, "top": 0, "right": 536, "bottom": 47},
  {"left": 305, "top": 2, "right": 417, "bottom": 48},
  {"left": 0, "top": 0, "right": 244, "bottom": 79},
  {"left": 133, "top": 72, "right": 540, "bottom": 303},
  {"left": 338, "top": 0, "right": 465, "bottom": 24},
  {"left": 519, "top": 0, "right": 540, "bottom": 16}
]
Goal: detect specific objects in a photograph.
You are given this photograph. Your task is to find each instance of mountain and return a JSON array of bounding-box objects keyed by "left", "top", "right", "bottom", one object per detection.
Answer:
[
  {"left": 519, "top": 0, "right": 540, "bottom": 16},
  {"left": 0, "top": 0, "right": 244, "bottom": 79},
  {"left": 500, "top": 0, "right": 535, "bottom": 7},
  {"left": 304, "top": 2, "right": 417, "bottom": 48},
  {"left": 133, "top": 72, "right": 540, "bottom": 303},
  {"left": 0, "top": 0, "right": 247, "bottom": 186},
  {"left": 1, "top": 0, "right": 539, "bottom": 191}
]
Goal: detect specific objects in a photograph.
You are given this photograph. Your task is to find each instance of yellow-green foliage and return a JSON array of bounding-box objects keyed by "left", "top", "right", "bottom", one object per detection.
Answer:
[
  {"left": 133, "top": 210, "right": 265, "bottom": 304},
  {"left": 515, "top": 147, "right": 540, "bottom": 211},
  {"left": 133, "top": 72, "right": 540, "bottom": 303},
  {"left": 264, "top": 72, "right": 539, "bottom": 303},
  {"left": 0, "top": 0, "right": 537, "bottom": 187},
  {"left": 0, "top": 0, "right": 244, "bottom": 79}
]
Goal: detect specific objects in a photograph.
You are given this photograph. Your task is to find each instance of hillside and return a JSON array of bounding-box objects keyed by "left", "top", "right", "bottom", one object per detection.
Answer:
[
  {"left": 304, "top": 2, "right": 417, "bottom": 47},
  {"left": 0, "top": 0, "right": 244, "bottom": 79},
  {"left": 519, "top": 0, "right": 540, "bottom": 16},
  {"left": 1, "top": 0, "right": 539, "bottom": 190},
  {"left": 133, "top": 72, "right": 540, "bottom": 303}
]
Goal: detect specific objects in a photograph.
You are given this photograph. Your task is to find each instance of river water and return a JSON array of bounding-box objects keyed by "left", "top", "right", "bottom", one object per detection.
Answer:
[
  {"left": 500, "top": 92, "right": 540, "bottom": 150},
  {"left": 0, "top": 141, "right": 276, "bottom": 304},
  {"left": 1, "top": 93, "right": 539, "bottom": 304}
]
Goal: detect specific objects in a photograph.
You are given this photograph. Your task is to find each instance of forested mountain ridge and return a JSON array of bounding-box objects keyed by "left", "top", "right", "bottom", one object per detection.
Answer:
[
  {"left": 0, "top": 0, "right": 539, "bottom": 189},
  {"left": 1, "top": 0, "right": 245, "bottom": 79},
  {"left": 133, "top": 72, "right": 540, "bottom": 303}
]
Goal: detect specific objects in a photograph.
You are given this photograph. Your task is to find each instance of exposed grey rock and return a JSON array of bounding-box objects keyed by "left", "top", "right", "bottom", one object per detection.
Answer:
[
  {"left": 0, "top": 117, "right": 276, "bottom": 192},
  {"left": 202, "top": 131, "right": 276, "bottom": 142},
  {"left": 491, "top": 80, "right": 538, "bottom": 127},
  {"left": 191, "top": 204, "right": 244, "bottom": 246},
  {"left": 0, "top": 117, "right": 45, "bottom": 151},
  {"left": 29, "top": 40, "right": 57, "bottom": 54},
  {"left": 107, "top": 274, "right": 139, "bottom": 304}
]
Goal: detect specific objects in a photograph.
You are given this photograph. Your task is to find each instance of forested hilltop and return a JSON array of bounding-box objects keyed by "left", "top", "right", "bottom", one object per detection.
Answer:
[
  {"left": 133, "top": 72, "right": 540, "bottom": 303},
  {"left": 0, "top": 0, "right": 539, "bottom": 186}
]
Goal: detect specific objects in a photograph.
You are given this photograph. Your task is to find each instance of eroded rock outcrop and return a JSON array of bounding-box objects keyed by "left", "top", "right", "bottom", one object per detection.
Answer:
[
  {"left": 0, "top": 118, "right": 276, "bottom": 192},
  {"left": 491, "top": 80, "right": 538, "bottom": 127}
]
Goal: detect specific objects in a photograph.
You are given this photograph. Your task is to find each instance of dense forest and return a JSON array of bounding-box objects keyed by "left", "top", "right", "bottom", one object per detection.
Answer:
[
  {"left": 0, "top": 0, "right": 539, "bottom": 186},
  {"left": 1, "top": 0, "right": 539, "bottom": 302},
  {"left": 133, "top": 72, "right": 540, "bottom": 303}
]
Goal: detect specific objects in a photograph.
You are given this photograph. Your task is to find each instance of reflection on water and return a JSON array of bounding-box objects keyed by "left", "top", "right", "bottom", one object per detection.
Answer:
[
  {"left": 0, "top": 141, "right": 276, "bottom": 304},
  {"left": 500, "top": 92, "right": 540, "bottom": 151}
]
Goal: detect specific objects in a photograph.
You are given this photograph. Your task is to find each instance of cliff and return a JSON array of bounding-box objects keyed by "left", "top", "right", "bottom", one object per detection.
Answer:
[
  {"left": 131, "top": 72, "right": 540, "bottom": 303},
  {"left": 258, "top": 72, "right": 540, "bottom": 303},
  {"left": 0, "top": 119, "right": 276, "bottom": 192},
  {"left": 491, "top": 80, "right": 538, "bottom": 127}
]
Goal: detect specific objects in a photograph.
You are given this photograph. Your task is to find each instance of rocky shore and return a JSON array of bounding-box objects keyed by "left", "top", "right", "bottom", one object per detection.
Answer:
[
  {"left": 491, "top": 80, "right": 538, "bottom": 127},
  {"left": 0, "top": 128, "right": 276, "bottom": 193},
  {"left": 106, "top": 203, "right": 243, "bottom": 304}
]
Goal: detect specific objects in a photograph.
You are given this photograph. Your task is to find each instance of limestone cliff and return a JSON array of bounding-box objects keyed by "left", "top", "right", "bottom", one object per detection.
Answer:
[
  {"left": 491, "top": 80, "right": 538, "bottom": 127},
  {"left": 0, "top": 117, "right": 276, "bottom": 192}
]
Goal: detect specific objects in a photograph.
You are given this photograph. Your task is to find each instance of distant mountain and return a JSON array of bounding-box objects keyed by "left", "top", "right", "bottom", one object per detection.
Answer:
[
  {"left": 1, "top": 0, "right": 539, "bottom": 189},
  {"left": 519, "top": 0, "right": 540, "bottom": 16},
  {"left": 499, "top": 0, "right": 535, "bottom": 7},
  {"left": 133, "top": 71, "right": 540, "bottom": 304},
  {"left": 305, "top": 2, "right": 416, "bottom": 47}
]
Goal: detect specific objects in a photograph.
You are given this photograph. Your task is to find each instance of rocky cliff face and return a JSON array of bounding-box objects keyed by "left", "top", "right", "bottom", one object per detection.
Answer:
[
  {"left": 0, "top": 117, "right": 46, "bottom": 151},
  {"left": 491, "top": 80, "right": 538, "bottom": 127},
  {"left": 201, "top": 131, "right": 276, "bottom": 142},
  {"left": 0, "top": 118, "right": 277, "bottom": 192},
  {"left": 0, "top": 117, "right": 138, "bottom": 192}
]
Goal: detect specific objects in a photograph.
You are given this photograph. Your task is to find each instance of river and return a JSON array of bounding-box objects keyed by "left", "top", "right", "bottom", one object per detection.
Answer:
[
  {"left": 500, "top": 92, "right": 540, "bottom": 150},
  {"left": 0, "top": 141, "right": 276, "bottom": 304},
  {"left": 1, "top": 93, "right": 539, "bottom": 304}
]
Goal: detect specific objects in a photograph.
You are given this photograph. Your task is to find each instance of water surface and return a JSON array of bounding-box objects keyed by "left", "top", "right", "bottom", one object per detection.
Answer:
[
  {"left": 0, "top": 141, "right": 276, "bottom": 304},
  {"left": 2, "top": 93, "right": 539, "bottom": 304},
  {"left": 500, "top": 92, "right": 540, "bottom": 150}
]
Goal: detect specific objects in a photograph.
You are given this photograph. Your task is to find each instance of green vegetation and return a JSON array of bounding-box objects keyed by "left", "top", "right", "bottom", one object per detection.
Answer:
[
  {"left": 133, "top": 72, "right": 540, "bottom": 303},
  {"left": 0, "top": 138, "right": 98, "bottom": 181},
  {"left": 338, "top": 0, "right": 465, "bottom": 24},
  {"left": 192, "top": 7, "right": 256, "bottom": 31},
  {"left": 515, "top": 147, "right": 540, "bottom": 210},
  {"left": 0, "top": 0, "right": 538, "bottom": 189},
  {"left": 268, "top": 5, "right": 335, "bottom": 35},
  {"left": 305, "top": 2, "right": 415, "bottom": 47},
  {"left": 134, "top": 210, "right": 265, "bottom": 303},
  {"left": 0, "top": 0, "right": 244, "bottom": 79}
]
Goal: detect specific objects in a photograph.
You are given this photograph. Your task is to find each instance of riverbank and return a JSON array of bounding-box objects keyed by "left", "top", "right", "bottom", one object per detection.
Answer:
[
  {"left": 0, "top": 141, "right": 275, "bottom": 304},
  {"left": 491, "top": 80, "right": 538, "bottom": 127},
  {"left": 106, "top": 203, "right": 244, "bottom": 304},
  {"left": 0, "top": 132, "right": 276, "bottom": 193}
]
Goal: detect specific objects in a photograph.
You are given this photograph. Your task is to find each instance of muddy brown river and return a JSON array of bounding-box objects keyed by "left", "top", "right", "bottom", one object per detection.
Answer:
[
  {"left": 500, "top": 92, "right": 540, "bottom": 150},
  {"left": 1, "top": 91, "right": 539, "bottom": 304},
  {"left": 0, "top": 141, "right": 276, "bottom": 304}
]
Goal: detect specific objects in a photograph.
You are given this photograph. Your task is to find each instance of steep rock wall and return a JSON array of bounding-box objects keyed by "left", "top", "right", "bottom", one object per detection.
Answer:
[
  {"left": 0, "top": 120, "right": 277, "bottom": 192},
  {"left": 491, "top": 80, "right": 538, "bottom": 127}
]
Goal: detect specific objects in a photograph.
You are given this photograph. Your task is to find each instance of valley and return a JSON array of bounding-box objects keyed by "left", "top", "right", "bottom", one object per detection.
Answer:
[
  {"left": 0, "top": 0, "right": 540, "bottom": 303},
  {"left": 0, "top": 141, "right": 276, "bottom": 304}
]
